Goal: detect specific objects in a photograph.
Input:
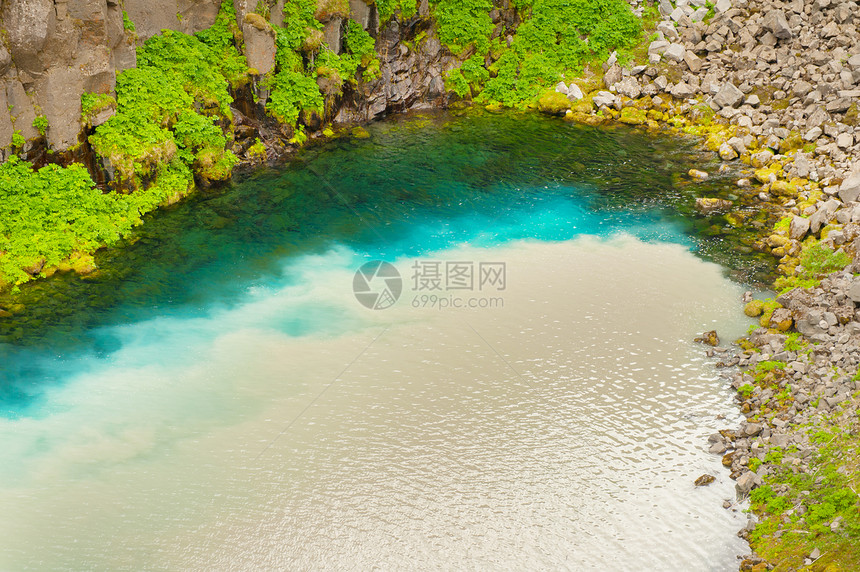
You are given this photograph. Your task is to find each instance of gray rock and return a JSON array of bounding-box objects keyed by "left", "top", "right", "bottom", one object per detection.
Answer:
[
  {"left": 736, "top": 471, "right": 759, "bottom": 497},
  {"left": 715, "top": 0, "right": 732, "bottom": 12},
  {"left": 849, "top": 279, "right": 860, "bottom": 304},
  {"left": 837, "top": 133, "right": 854, "bottom": 149},
  {"left": 648, "top": 40, "right": 670, "bottom": 56},
  {"left": 713, "top": 82, "right": 744, "bottom": 109},
  {"left": 790, "top": 216, "right": 811, "bottom": 240},
  {"left": 684, "top": 50, "right": 702, "bottom": 73},
  {"left": 603, "top": 64, "right": 622, "bottom": 89},
  {"left": 762, "top": 10, "right": 793, "bottom": 40},
  {"left": 670, "top": 82, "right": 696, "bottom": 99},
  {"left": 614, "top": 77, "right": 641, "bottom": 99},
  {"left": 664, "top": 43, "right": 686, "bottom": 63},
  {"left": 657, "top": 21, "right": 679, "bottom": 40},
  {"left": 839, "top": 173, "right": 860, "bottom": 204},
  {"left": 806, "top": 107, "right": 829, "bottom": 129},
  {"left": 243, "top": 17, "right": 277, "bottom": 75},
  {"left": 810, "top": 199, "right": 841, "bottom": 233},
  {"left": 555, "top": 81, "right": 568, "bottom": 95},
  {"left": 567, "top": 83, "right": 584, "bottom": 101},
  {"left": 804, "top": 126, "right": 823, "bottom": 142},
  {"left": 592, "top": 91, "right": 617, "bottom": 108},
  {"left": 658, "top": 0, "right": 674, "bottom": 16}
]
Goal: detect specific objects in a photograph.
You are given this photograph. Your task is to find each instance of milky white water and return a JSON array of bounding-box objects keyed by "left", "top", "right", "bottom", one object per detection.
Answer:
[{"left": 0, "top": 236, "right": 749, "bottom": 570}]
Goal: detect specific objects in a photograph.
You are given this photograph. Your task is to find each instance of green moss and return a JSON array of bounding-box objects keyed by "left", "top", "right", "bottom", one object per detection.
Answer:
[
  {"left": 744, "top": 299, "right": 764, "bottom": 317},
  {"left": 247, "top": 138, "right": 267, "bottom": 162},
  {"left": 618, "top": 106, "right": 647, "bottom": 125}
]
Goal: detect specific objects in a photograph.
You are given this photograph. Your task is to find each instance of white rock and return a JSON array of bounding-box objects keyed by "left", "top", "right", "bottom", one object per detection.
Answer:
[
  {"left": 555, "top": 81, "right": 569, "bottom": 95},
  {"left": 566, "top": 83, "right": 584, "bottom": 101},
  {"left": 836, "top": 133, "right": 854, "bottom": 149},
  {"left": 804, "top": 126, "right": 823, "bottom": 142},
  {"left": 664, "top": 43, "right": 686, "bottom": 63}
]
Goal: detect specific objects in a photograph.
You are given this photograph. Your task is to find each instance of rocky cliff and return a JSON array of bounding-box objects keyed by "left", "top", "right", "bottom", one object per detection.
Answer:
[{"left": 0, "top": 0, "right": 468, "bottom": 164}]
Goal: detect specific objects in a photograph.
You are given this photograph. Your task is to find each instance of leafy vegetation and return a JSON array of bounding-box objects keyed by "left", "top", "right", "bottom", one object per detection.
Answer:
[
  {"left": 80, "top": 92, "right": 116, "bottom": 122},
  {"left": 122, "top": 10, "right": 135, "bottom": 32},
  {"left": 266, "top": 1, "right": 379, "bottom": 126},
  {"left": 775, "top": 240, "right": 853, "bottom": 292},
  {"left": 748, "top": 426, "right": 860, "bottom": 570},
  {"left": 32, "top": 115, "right": 48, "bottom": 137},
  {"left": 0, "top": 158, "right": 130, "bottom": 286},
  {"left": 435, "top": 0, "right": 642, "bottom": 107},
  {"left": 376, "top": 0, "right": 418, "bottom": 23}
]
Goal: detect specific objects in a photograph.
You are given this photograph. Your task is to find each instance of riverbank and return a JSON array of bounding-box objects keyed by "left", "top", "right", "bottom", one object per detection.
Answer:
[{"left": 555, "top": 1, "right": 860, "bottom": 568}]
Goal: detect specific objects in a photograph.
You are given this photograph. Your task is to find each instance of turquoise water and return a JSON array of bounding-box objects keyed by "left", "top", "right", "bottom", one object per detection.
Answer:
[
  {"left": 0, "top": 111, "right": 759, "bottom": 569},
  {"left": 0, "top": 110, "right": 766, "bottom": 413}
]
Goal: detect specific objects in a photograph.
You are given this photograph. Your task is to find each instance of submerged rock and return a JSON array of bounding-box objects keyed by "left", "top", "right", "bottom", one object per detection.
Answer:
[
  {"left": 694, "top": 474, "right": 716, "bottom": 486},
  {"left": 695, "top": 197, "right": 732, "bottom": 214},
  {"left": 695, "top": 330, "right": 720, "bottom": 346}
]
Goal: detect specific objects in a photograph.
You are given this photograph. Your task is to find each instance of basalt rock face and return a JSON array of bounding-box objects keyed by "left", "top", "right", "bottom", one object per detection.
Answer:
[
  {"left": 0, "top": 0, "right": 466, "bottom": 166},
  {"left": 0, "top": 0, "right": 222, "bottom": 158},
  {"left": 334, "top": 17, "right": 458, "bottom": 123}
]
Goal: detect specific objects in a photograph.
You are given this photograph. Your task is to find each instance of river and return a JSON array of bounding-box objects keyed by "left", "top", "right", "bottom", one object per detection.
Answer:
[{"left": 0, "top": 111, "right": 760, "bottom": 570}]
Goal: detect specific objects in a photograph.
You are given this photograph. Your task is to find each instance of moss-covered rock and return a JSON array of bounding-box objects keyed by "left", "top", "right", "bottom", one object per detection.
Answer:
[{"left": 537, "top": 91, "right": 571, "bottom": 116}]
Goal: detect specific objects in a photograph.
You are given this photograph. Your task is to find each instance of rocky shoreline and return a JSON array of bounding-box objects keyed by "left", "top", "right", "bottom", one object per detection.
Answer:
[{"left": 555, "top": 0, "right": 860, "bottom": 568}]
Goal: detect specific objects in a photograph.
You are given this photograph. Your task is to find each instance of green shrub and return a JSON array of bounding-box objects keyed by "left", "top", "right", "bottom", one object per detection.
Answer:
[
  {"left": 10, "top": 130, "right": 24, "bottom": 149},
  {"left": 267, "top": 70, "right": 324, "bottom": 124},
  {"left": 0, "top": 157, "right": 135, "bottom": 285},
  {"left": 433, "top": 0, "right": 494, "bottom": 55},
  {"left": 122, "top": 10, "right": 135, "bottom": 32},
  {"left": 32, "top": 115, "right": 48, "bottom": 137},
  {"left": 438, "top": 0, "right": 642, "bottom": 108}
]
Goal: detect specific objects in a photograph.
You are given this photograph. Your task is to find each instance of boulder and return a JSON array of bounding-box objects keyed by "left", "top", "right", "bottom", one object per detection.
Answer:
[
  {"left": 648, "top": 40, "right": 670, "bottom": 56},
  {"left": 789, "top": 216, "right": 810, "bottom": 240},
  {"left": 762, "top": 10, "right": 793, "bottom": 40},
  {"left": 670, "top": 81, "right": 696, "bottom": 99},
  {"left": 809, "top": 199, "right": 841, "bottom": 234},
  {"left": 696, "top": 197, "right": 733, "bottom": 213},
  {"left": 736, "top": 471, "right": 759, "bottom": 497},
  {"left": 849, "top": 279, "right": 860, "bottom": 304},
  {"left": 719, "top": 142, "right": 738, "bottom": 160},
  {"left": 603, "top": 64, "right": 622, "bottom": 89},
  {"left": 614, "top": 76, "right": 641, "bottom": 99},
  {"left": 567, "top": 83, "right": 584, "bottom": 101},
  {"left": 592, "top": 91, "right": 617, "bottom": 109},
  {"left": 684, "top": 50, "right": 702, "bottom": 73},
  {"left": 713, "top": 82, "right": 744, "bottom": 108},
  {"left": 839, "top": 172, "right": 860, "bottom": 203},
  {"left": 664, "top": 43, "right": 686, "bottom": 63}
]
